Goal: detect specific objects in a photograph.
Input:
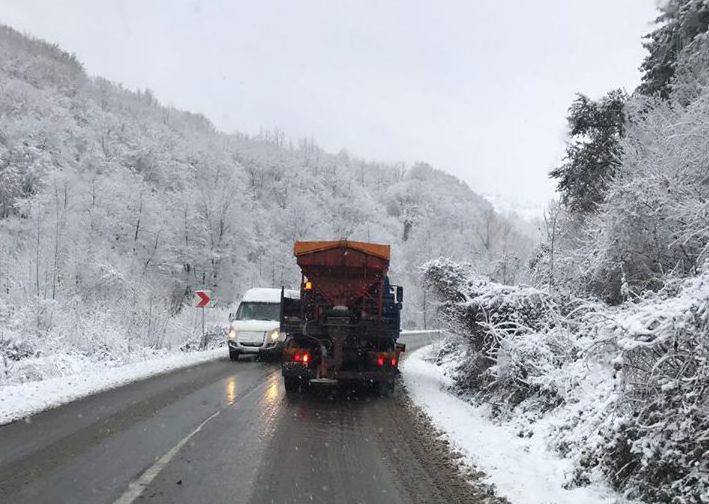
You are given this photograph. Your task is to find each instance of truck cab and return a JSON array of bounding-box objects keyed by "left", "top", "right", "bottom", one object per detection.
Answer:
[{"left": 227, "top": 288, "right": 299, "bottom": 361}]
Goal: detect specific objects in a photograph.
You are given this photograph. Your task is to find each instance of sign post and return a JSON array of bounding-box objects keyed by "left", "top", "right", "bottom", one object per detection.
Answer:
[{"left": 194, "top": 290, "right": 211, "bottom": 349}]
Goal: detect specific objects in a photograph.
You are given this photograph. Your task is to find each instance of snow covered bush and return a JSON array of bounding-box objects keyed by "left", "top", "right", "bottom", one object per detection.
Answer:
[
  {"left": 422, "top": 258, "right": 581, "bottom": 407},
  {"left": 583, "top": 266, "right": 709, "bottom": 502},
  {"left": 424, "top": 257, "right": 709, "bottom": 503}
]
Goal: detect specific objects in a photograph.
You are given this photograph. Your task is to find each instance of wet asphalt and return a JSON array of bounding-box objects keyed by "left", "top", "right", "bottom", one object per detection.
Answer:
[{"left": 0, "top": 332, "right": 482, "bottom": 504}]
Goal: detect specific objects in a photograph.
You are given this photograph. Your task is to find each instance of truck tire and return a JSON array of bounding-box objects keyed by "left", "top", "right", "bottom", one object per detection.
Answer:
[
  {"left": 284, "top": 377, "right": 300, "bottom": 393},
  {"left": 229, "top": 350, "right": 240, "bottom": 362}
]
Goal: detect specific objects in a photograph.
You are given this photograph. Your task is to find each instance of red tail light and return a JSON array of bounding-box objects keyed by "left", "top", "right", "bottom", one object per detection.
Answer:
[
  {"left": 292, "top": 351, "right": 310, "bottom": 363},
  {"left": 377, "top": 356, "right": 385, "bottom": 367},
  {"left": 391, "top": 358, "right": 397, "bottom": 367}
]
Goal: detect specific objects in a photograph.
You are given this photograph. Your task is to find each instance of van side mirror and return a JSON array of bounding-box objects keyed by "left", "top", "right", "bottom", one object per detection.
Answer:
[
  {"left": 396, "top": 286, "right": 404, "bottom": 303},
  {"left": 228, "top": 313, "right": 236, "bottom": 322}
]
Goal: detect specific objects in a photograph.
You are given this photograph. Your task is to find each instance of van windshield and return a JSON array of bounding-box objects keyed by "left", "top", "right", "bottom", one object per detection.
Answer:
[{"left": 235, "top": 302, "right": 280, "bottom": 321}]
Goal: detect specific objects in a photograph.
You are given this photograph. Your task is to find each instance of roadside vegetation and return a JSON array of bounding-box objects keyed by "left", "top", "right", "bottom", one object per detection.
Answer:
[{"left": 424, "top": 2, "right": 709, "bottom": 501}]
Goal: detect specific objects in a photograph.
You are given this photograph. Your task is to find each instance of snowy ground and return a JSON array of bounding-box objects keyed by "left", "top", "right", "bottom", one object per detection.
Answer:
[
  {"left": 0, "top": 348, "right": 224, "bottom": 425},
  {"left": 401, "top": 345, "right": 631, "bottom": 504}
]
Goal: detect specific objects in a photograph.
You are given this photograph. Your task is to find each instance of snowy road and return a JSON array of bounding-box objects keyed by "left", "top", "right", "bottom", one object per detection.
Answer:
[{"left": 0, "top": 332, "right": 492, "bottom": 504}]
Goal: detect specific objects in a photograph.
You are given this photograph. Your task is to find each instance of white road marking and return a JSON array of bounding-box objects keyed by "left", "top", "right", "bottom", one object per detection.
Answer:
[{"left": 113, "top": 408, "right": 222, "bottom": 504}]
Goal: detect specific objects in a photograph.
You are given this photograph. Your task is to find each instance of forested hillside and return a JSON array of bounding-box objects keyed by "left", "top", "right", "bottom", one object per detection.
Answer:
[
  {"left": 425, "top": 1, "right": 709, "bottom": 502},
  {"left": 0, "top": 25, "right": 531, "bottom": 382}
]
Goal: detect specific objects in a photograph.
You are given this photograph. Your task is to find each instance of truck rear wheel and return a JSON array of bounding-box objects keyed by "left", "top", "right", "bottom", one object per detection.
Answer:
[{"left": 284, "top": 377, "right": 300, "bottom": 393}]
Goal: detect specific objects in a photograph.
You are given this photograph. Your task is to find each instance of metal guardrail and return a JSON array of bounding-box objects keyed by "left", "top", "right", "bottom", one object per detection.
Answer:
[
  {"left": 397, "top": 329, "right": 443, "bottom": 355},
  {"left": 400, "top": 329, "right": 444, "bottom": 336}
]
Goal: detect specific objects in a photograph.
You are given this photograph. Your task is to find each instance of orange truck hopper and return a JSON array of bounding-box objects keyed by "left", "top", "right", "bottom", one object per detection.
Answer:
[
  {"left": 293, "top": 240, "right": 390, "bottom": 308},
  {"left": 293, "top": 240, "right": 390, "bottom": 261}
]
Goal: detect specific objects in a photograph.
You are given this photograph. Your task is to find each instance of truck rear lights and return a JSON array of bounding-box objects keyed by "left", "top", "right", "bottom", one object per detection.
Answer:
[
  {"left": 373, "top": 352, "right": 397, "bottom": 367},
  {"left": 294, "top": 352, "right": 310, "bottom": 363}
]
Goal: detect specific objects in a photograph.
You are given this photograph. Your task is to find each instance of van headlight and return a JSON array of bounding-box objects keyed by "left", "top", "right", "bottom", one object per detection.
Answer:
[
  {"left": 269, "top": 328, "right": 280, "bottom": 341},
  {"left": 228, "top": 328, "right": 237, "bottom": 340}
]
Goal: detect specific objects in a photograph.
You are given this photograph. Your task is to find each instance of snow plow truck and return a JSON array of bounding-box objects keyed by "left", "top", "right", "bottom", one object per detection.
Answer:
[{"left": 280, "top": 240, "right": 404, "bottom": 394}]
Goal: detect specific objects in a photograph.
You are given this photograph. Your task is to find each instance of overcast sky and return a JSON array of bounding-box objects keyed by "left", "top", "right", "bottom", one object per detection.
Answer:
[{"left": 2, "top": 0, "right": 658, "bottom": 210}]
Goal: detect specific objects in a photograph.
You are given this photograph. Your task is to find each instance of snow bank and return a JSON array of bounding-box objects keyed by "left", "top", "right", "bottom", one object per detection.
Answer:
[
  {"left": 0, "top": 347, "right": 224, "bottom": 425},
  {"left": 402, "top": 346, "right": 627, "bottom": 504},
  {"left": 0, "top": 300, "right": 230, "bottom": 384}
]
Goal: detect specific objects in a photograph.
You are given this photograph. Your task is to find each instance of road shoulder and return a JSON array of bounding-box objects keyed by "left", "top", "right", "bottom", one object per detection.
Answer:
[
  {"left": 401, "top": 346, "right": 630, "bottom": 504},
  {"left": 379, "top": 377, "right": 507, "bottom": 504}
]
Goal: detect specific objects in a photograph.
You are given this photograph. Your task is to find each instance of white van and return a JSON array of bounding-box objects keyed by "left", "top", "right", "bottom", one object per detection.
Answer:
[{"left": 227, "top": 288, "right": 299, "bottom": 361}]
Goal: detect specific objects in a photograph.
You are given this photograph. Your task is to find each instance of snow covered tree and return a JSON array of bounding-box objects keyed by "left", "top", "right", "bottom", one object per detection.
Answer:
[
  {"left": 638, "top": 0, "right": 709, "bottom": 98},
  {"left": 550, "top": 90, "right": 628, "bottom": 214}
]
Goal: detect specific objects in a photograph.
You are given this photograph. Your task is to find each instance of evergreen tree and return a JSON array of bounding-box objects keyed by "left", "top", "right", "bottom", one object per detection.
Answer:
[
  {"left": 638, "top": 0, "right": 709, "bottom": 98},
  {"left": 550, "top": 90, "right": 627, "bottom": 214}
]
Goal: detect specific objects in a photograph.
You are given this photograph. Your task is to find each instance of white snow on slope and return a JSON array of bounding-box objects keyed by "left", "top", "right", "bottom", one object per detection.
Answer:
[
  {"left": 0, "top": 349, "right": 224, "bottom": 425},
  {"left": 401, "top": 346, "right": 628, "bottom": 504}
]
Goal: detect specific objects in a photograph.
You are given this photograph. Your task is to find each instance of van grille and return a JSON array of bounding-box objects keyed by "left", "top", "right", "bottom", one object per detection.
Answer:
[{"left": 237, "top": 331, "right": 265, "bottom": 347}]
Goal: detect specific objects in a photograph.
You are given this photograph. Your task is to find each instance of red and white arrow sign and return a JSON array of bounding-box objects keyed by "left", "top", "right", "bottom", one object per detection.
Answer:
[{"left": 194, "top": 290, "right": 211, "bottom": 308}]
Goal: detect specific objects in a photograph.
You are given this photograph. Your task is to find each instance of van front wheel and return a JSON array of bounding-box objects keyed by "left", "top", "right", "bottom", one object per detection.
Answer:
[{"left": 229, "top": 350, "right": 240, "bottom": 362}]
